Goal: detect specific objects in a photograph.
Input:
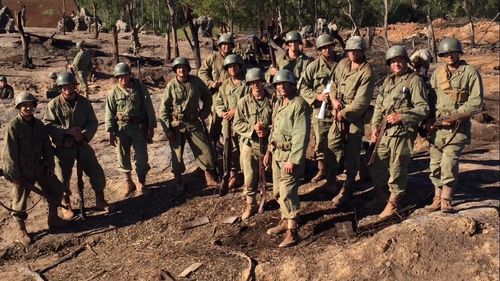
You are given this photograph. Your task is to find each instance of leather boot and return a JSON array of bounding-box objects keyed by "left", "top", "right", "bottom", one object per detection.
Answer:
[
  {"left": 122, "top": 172, "right": 136, "bottom": 198},
  {"left": 441, "top": 185, "right": 455, "bottom": 213},
  {"left": 175, "top": 174, "right": 185, "bottom": 193},
  {"left": 47, "top": 206, "right": 70, "bottom": 229},
  {"left": 278, "top": 219, "right": 300, "bottom": 248},
  {"left": 136, "top": 174, "right": 147, "bottom": 195},
  {"left": 228, "top": 171, "right": 238, "bottom": 189},
  {"left": 266, "top": 218, "right": 288, "bottom": 235},
  {"left": 311, "top": 160, "right": 326, "bottom": 183},
  {"left": 205, "top": 170, "right": 219, "bottom": 186},
  {"left": 332, "top": 181, "right": 354, "bottom": 208},
  {"left": 60, "top": 195, "right": 75, "bottom": 220},
  {"left": 14, "top": 220, "right": 32, "bottom": 246},
  {"left": 378, "top": 192, "right": 401, "bottom": 219},
  {"left": 241, "top": 196, "right": 257, "bottom": 220},
  {"left": 425, "top": 186, "right": 442, "bottom": 212},
  {"left": 95, "top": 190, "right": 114, "bottom": 213}
]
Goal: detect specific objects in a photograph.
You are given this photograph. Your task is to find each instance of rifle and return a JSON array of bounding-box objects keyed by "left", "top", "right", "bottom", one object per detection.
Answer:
[
  {"left": 219, "top": 120, "right": 232, "bottom": 196},
  {"left": 257, "top": 133, "right": 267, "bottom": 214},
  {"left": 268, "top": 39, "right": 278, "bottom": 69},
  {"left": 136, "top": 58, "right": 153, "bottom": 144}
]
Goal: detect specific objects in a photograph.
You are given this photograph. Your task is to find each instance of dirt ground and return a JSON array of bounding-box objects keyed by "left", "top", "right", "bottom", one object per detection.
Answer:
[{"left": 0, "top": 18, "right": 498, "bottom": 281}]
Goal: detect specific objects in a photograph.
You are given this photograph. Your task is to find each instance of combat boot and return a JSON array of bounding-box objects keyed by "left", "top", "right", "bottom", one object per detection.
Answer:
[
  {"left": 425, "top": 186, "right": 442, "bottom": 212},
  {"left": 136, "top": 174, "right": 148, "bottom": 195},
  {"left": 332, "top": 181, "right": 354, "bottom": 208},
  {"left": 175, "top": 174, "right": 185, "bottom": 193},
  {"left": 205, "top": 170, "right": 219, "bottom": 187},
  {"left": 378, "top": 192, "right": 401, "bottom": 219},
  {"left": 47, "top": 206, "right": 71, "bottom": 229},
  {"left": 122, "top": 172, "right": 136, "bottom": 198},
  {"left": 278, "top": 219, "right": 300, "bottom": 248},
  {"left": 311, "top": 160, "right": 326, "bottom": 183},
  {"left": 267, "top": 218, "right": 288, "bottom": 235},
  {"left": 95, "top": 190, "right": 114, "bottom": 213},
  {"left": 60, "top": 195, "right": 75, "bottom": 220},
  {"left": 241, "top": 196, "right": 257, "bottom": 220},
  {"left": 228, "top": 171, "right": 238, "bottom": 189},
  {"left": 14, "top": 220, "right": 32, "bottom": 246},
  {"left": 441, "top": 185, "right": 455, "bottom": 213}
]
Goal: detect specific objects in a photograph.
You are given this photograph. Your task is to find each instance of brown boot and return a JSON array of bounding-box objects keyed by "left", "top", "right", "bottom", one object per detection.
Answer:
[
  {"left": 175, "top": 175, "right": 185, "bottom": 193},
  {"left": 48, "top": 207, "right": 71, "bottom": 229},
  {"left": 14, "top": 220, "right": 32, "bottom": 246},
  {"left": 425, "top": 186, "right": 442, "bottom": 212},
  {"left": 241, "top": 196, "right": 257, "bottom": 220},
  {"left": 311, "top": 160, "right": 326, "bottom": 183},
  {"left": 332, "top": 182, "right": 354, "bottom": 208},
  {"left": 205, "top": 170, "right": 219, "bottom": 186},
  {"left": 122, "top": 172, "right": 136, "bottom": 198},
  {"left": 95, "top": 190, "right": 114, "bottom": 213},
  {"left": 228, "top": 171, "right": 238, "bottom": 189},
  {"left": 60, "top": 195, "right": 74, "bottom": 220},
  {"left": 136, "top": 174, "right": 148, "bottom": 195},
  {"left": 267, "top": 219, "right": 288, "bottom": 235},
  {"left": 441, "top": 185, "right": 455, "bottom": 213},
  {"left": 278, "top": 219, "right": 300, "bottom": 248},
  {"left": 378, "top": 192, "right": 401, "bottom": 219}
]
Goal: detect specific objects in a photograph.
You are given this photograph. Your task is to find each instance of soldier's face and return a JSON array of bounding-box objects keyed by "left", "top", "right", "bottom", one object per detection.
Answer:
[
  {"left": 18, "top": 102, "right": 35, "bottom": 118},
  {"left": 227, "top": 64, "right": 240, "bottom": 77},
  {"left": 0, "top": 81, "right": 4, "bottom": 88},
  {"left": 389, "top": 56, "right": 408, "bottom": 76},
  {"left": 117, "top": 75, "right": 130, "bottom": 87},
  {"left": 288, "top": 41, "right": 300, "bottom": 53},
  {"left": 320, "top": 45, "right": 334, "bottom": 58},
  {"left": 175, "top": 65, "right": 189, "bottom": 80},
  {"left": 347, "top": 50, "right": 364, "bottom": 63},
  {"left": 441, "top": 51, "right": 460, "bottom": 66},
  {"left": 61, "top": 84, "right": 76, "bottom": 100},
  {"left": 220, "top": 43, "right": 232, "bottom": 54},
  {"left": 250, "top": 80, "right": 264, "bottom": 97},
  {"left": 275, "top": 82, "right": 294, "bottom": 97}
]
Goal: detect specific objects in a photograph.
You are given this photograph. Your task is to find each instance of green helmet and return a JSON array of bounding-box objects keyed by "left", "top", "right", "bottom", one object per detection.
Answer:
[
  {"left": 15, "top": 92, "right": 37, "bottom": 108},
  {"left": 172, "top": 57, "right": 191, "bottom": 71},
  {"left": 245, "top": 68, "right": 264, "bottom": 84},
  {"left": 49, "top": 72, "right": 57, "bottom": 79},
  {"left": 223, "top": 54, "right": 243, "bottom": 69},
  {"left": 218, "top": 33, "right": 235, "bottom": 47},
  {"left": 0, "top": 76, "right": 6, "bottom": 83},
  {"left": 345, "top": 36, "right": 366, "bottom": 51},
  {"left": 437, "top": 37, "right": 463, "bottom": 56},
  {"left": 285, "top": 31, "right": 302, "bottom": 43},
  {"left": 56, "top": 72, "right": 77, "bottom": 86},
  {"left": 385, "top": 45, "right": 409, "bottom": 65},
  {"left": 316, "top": 34, "right": 335, "bottom": 50},
  {"left": 273, "top": 69, "right": 296, "bottom": 85},
  {"left": 113, "top": 62, "right": 131, "bottom": 77}
]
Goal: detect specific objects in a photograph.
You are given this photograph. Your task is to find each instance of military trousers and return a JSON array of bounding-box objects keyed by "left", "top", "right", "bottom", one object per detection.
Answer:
[
  {"left": 429, "top": 129, "right": 467, "bottom": 189},
  {"left": 116, "top": 124, "right": 151, "bottom": 177},
  {"left": 312, "top": 108, "right": 333, "bottom": 160},
  {"left": 77, "top": 71, "right": 89, "bottom": 96},
  {"left": 240, "top": 141, "right": 263, "bottom": 197},
  {"left": 370, "top": 134, "right": 414, "bottom": 194},
  {"left": 54, "top": 144, "right": 106, "bottom": 195},
  {"left": 272, "top": 156, "right": 304, "bottom": 220}
]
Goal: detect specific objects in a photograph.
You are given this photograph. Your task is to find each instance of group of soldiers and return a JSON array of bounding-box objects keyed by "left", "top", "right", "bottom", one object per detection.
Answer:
[{"left": 1, "top": 30, "right": 483, "bottom": 248}]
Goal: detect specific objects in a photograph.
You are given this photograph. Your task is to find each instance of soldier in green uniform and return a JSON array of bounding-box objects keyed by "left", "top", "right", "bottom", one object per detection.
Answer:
[
  {"left": 326, "top": 36, "right": 375, "bottom": 208},
  {"left": 106, "top": 62, "right": 156, "bottom": 197},
  {"left": 159, "top": 57, "right": 219, "bottom": 191},
  {"left": 0, "top": 76, "right": 14, "bottom": 99},
  {"left": 2, "top": 92, "right": 70, "bottom": 246},
  {"left": 233, "top": 68, "right": 273, "bottom": 220},
  {"left": 44, "top": 72, "right": 112, "bottom": 213},
  {"left": 369, "top": 46, "right": 429, "bottom": 218},
  {"left": 199, "top": 33, "right": 235, "bottom": 148},
  {"left": 425, "top": 38, "right": 483, "bottom": 213},
  {"left": 71, "top": 41, "right": 93, "bottom": 98},
  {"left": 265, "top": 31, "right": 311, "bottom": 84},
  {"left": 45, "top": 72, "right": 60, "bottom": 99},
  {"left": 299, "top": 33, "right": 338, "bottom": 183},
  {"left": 214, "top": 54, "right": 247, "bottom": 189},
  {"left": 264, "top": 70, "right": 310, "bottom": 248}
]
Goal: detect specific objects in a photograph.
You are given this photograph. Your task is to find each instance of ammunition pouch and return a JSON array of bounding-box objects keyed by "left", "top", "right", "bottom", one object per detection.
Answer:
[
  {"left": 275, "top": 141, "right": 292, "bottom": 151},
  {"left": 117, "top": 113, "right": 144, "bottom": 125}
]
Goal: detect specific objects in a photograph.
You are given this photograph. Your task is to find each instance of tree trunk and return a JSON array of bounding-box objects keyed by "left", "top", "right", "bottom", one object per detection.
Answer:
[
  {"left": 92, "top": 1, "right": 99, "bottom": 39},
  {"left": 463, "top": 0, "right": 475, "bottom": 46},
  {"left": 343, "top": 0, "right": 360, "bottom": 36},
  {"left": 165, "top": 32, "right": 171, "bottom": 64},
  {"left": 62, "top": 0, "right": 66, "bottom": 35},
  {"left": 366, "top": 26, "right": 375, "bottom": 48},
  {"left": 383, "top": 0, "right": 390, "bottom": 48},
  {"left": 112, "top": 26, "right": 119, "bottom": 65},
  {"left": 16, "top": 8, "right": 33, "bottom": 68},
  {"left": 183, "top": 4, "right": 201, "bottom": 70},
  {"left": 127, "top": 1, "right": 141, "bottom": 53},
  {"left": 427, "top": 6, "right": 438, "bottom": 62},
  {"left": 166, "top": 0, "right": 179, "bottom": 58}
]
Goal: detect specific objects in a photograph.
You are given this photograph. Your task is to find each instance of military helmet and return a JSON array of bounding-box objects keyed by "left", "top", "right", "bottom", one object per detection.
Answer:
[
  {"left": 223, "top": 54, "right": 243, "bottom": 69},
  {"left": 49, "top": 72, "right": 57, "bottom": 79},
  {"left": 273, "top": 69, "right": 296, "bottom": 85},
  {"left": 316, "top": 34, "right": 335, "bottom": 50},
  {"left": 344, "top": 36, "right": 366, "bottom": 51},
  {"left": 218, "top": 33, "right": 235, "bottom": 47},
  {"left": 437, "top": 37, "right": 463, "bottom": 56},
  {"left": 113, "top": 62, "right": 131, "bottom": 77},
  {"left": 76, "top": 41, "right": 83, "bottom": 49},
  {"left": 56, "top": 72, "right": 77, "bottom": 86},
  {"left": 285, "top": 31, "right": 302, "bottom": 43},
  {"left": 385, "top": 45, "right": 409, "bottom": 65},
  {"left": 245, "top": 68, "right": 265, "bottom": 84},
  {"left": 0, "top": 76, "right": 6, "bottom": 83},
  {"left": 15, "top": 92, "right": 37, "bottom": 108},
  {"left": 172, "top": 56, "right": 191, "bottom": 71}
]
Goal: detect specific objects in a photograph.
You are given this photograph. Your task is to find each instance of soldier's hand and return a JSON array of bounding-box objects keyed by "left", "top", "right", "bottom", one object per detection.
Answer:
[
  {"left": 370, "top": 130, "right": 378, "bottom": 143},
  {"left": 210, "top": 81, "right": 222, "bottom": 89},
  {"left": 336, "top": 111, "right": 344, "bottom": 122},
  {"left": 316, "top": 92, "right": 329, "bottom": 102},
  {"left": 332, "top": 98, "right": 341, "bottom": 111},
  {"left": 109, "top": 132, "right": 117, "bottom": 147},
  {"left": 283, "top": 161, "right": 294, "bottom": 174},
  {"left": 147, "top": 128, "right": 154, "bottom": 141},
  {"left": 74, "top": 131, "right": 85, "bottom": 142},
  {"left": 66, "top": 127, "right": 82, "bottom": 136},
  {"left": 167, "top": 131, "right": 176, "bottom": 142},
  {"left": 270, "top": 67, "right": 278, "bottom": 76},
  {"left": 263, "top": 151, "right": 271, "bottom": 169},
  {"left": 223, "top": 110, "right": 235, "bottom": 120},
  {"left": 386, "top": 113, "right": 402, "bottom": 125}
]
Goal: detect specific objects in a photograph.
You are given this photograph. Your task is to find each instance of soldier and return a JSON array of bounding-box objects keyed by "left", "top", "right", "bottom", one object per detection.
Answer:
[
  {"left": 106, "top": 62, "right": 156, "bottom": 197},
  {"left": 214, "top": 54, "right": 247, "bottom": 190},
  {"left": 425, "top": 38, "right": 483, "bottom": 213},
  {"left": 2, "top": 92, "right": 70, "bottom": 246},
  {"left": 199, "top": 33, "right": 235, "bottom": 148},
  {"left": 46, "top": 72, "right": 60, "bottom": 99},
  {"left": 44, "top": 72, "right": 112, "bottom": 213},
  {"left": 233, "top": 68, "right": 273, "bottom": 220},
  {"left": 369, "top": 46, "right": 429, "bottom": 218},
  {"left": 159, "top": 57, "right": 219, "bottom": 191},
  {"left": 265, "top": 31, "right": 311, "bottom": 84},
  {"left": 0, "top": 76, "right": 14, "bottom": 99},
  {"left": 325, "top": 36, "right": 375, "bottom": 208},
  {"left": 71, "top": 41, "right": 93, "bottom": 98},
  {"left": 264, "top": 70, "right": 310, "bottom": 248},
  {"left": 299, "top": 33, "right": 338, "bottom": 183}
]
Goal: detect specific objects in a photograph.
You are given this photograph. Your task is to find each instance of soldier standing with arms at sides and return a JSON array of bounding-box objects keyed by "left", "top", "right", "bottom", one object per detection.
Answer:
[
  {"left": 106, "top": 62, "right": 156, "bottom": 197},
  {"left": 2, "top": 92, "right": 71, "bottom": 246},
  {"left": 425, "top": 38, "right": 483, "bottom": 213},
  {"left": 325, "top": 36, "right": 375, "bottom": 208},
  {"left": 299, "top": 33, "right": 338, "bottom": 183},
  {"left": 70, "top": 41, "right": 93, "bottom": 98},
  {"left": 199, "top": 33, "right": 235, "bottom": 149},
  {"left": 44, "top": 72, "right": 112, "bottom": 213},
  {"left": 264, "top": 70, "right": 310, "bottom": 248},
  {"left": 369, "top": 46, "right": 429, "bottom": 218},
  {"left": 214, "top": 54, "right": 247, "bottom": 190},
  {"left": 233, "top": 68, "right": 273, "bottom": 220},
  {"left": 0, "top": 76, "right": 14, "bottom": 99},
  {"left": 159, "top": 57, "right": 219, "bottom": 192},
  {"left": 266, "top": 31, "right": 311, "bottom": 84}
]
